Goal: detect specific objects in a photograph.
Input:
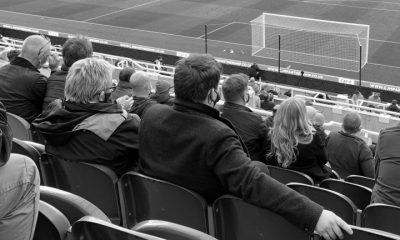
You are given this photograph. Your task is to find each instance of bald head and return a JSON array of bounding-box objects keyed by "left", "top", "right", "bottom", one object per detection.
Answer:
[
  {"left": 342, "top": 112, "right": 362, "bottom": 134},
  {"left": 21, "top": 35, "right": 51, "bottom": 69},
  {"left": 306, "top": 106, "right": 318, "bottom": 122},
  {"left": 130, "top": 71, "right": 151, "bottom": 97},
  {"left": 314, "top": 112, "right": 325, "bottom": 126}
]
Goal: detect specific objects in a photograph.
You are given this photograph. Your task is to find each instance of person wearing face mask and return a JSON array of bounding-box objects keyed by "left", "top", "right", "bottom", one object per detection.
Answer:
[
  {"left": 32, "top": 58, "right": 140, "bottom": 176},
  {"left": 0, "top": 34, "right": 50, "bottom": 122},
  {"left": 139, "top": 53, "right": 352, "bottom": 240},
  {"left": 220, "top": 74, "right": 269, "bottom": 164}
]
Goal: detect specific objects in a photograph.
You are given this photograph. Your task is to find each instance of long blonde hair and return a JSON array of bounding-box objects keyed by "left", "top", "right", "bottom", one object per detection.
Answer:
[{"left": 269, "top": 97, "right": 313, "bottom": 168}]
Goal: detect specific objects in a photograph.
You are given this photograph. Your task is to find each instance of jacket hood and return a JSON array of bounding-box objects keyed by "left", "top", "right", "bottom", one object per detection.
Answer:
[
  {"left": 32, "top": 101, "right": 123, "bottom": 145},
  {"left": 0, "top": 102, "right": 12, "bottom": 167}
]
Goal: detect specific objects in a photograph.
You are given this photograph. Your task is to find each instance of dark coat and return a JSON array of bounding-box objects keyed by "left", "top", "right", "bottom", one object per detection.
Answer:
[
  {"left": 267, "top": 133, "right": 331, "bottom": 183},
  {"left": 139, "top": 99, "right": 323, "bottom": 233},
  {"left": 326, "top": 131, "right": 374, "bottom": 178},
  {"left": 130, "top": 96, "right": 156, "bottom": 118},
  {"left": 371, "top": 126, "right": 400, "bottom": 206},
  {"left": 33, "top": 101, "right": 140, "bottom": 176},
  {"left": 110, "top": 81, "right": 134, "bottom": 103},
  {"left": 221, "top": 102, "right": 269, "bottom": 162},
  {"left": 42, "top": 65, "right": 68, "bottom": 111},
  {"left": 0, "top": 57, "right": 47, "bottom": 122},
  {"left": 0, "top": 101, "right": 12, "bottom": 166}
]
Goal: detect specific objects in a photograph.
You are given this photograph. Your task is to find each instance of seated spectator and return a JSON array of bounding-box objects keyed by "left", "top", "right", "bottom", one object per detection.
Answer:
[
  {"left": 371, "top": 123, "right": 400, "bottom": 206},
  {"left": 267, "top": 97, "right": 332, "bottom": 183},
  {"left": 0, "top": 35, "right": 50, "bottom": 122},
  {"left": 139, "top": 53, "right": 352, "bottom": 239},
  {"left": 307, "top": 106, "right": 327, "bottom": 142},
  {"left": 251, "top": 83, "right": 261, "bottom": 109},
  {"left": 47, "top": 52, "right": 61, "bottom": 75},
  {"left": 150, "top": 79, "right": 174, "bottom": 106},
  {"left": 386, "top": 100, "right": 400, "bottom": 112},
  {"left": 260, "top": 93, "right": 276, "bottom": 111},
  {"left": 0, "top": 101, "right": 40, "bottom": 239},
  {"left": 325, "top": 112, "right": 374, "bottom": 178},
  {"left": 42, "top": 35, "right": 93, "bottom": 111},
  {"left": 33, "top": 58, "right": 140, "bottom": 176},
  {"left": 367, "top": 92, "right": 381, "bottom": 108},
  {"left": 110, "top": 67, "right": 135, "bottom": 102},
  {"left": 221, "top": 74, "right": 268, "bottom": 163},
  {"left": 129, "top": 71, "right": 156, "bottom": 118},
  {"left": 248, "top": 63, "right": 261, "bottom": 80},
  {"left": 6, "top": 49, "right": 20, "bottom": 62}
]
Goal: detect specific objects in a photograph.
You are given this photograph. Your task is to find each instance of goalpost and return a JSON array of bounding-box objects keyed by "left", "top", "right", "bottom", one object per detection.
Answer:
[{"left": 251, "top": 13, "right": 370, "bottom": 72}]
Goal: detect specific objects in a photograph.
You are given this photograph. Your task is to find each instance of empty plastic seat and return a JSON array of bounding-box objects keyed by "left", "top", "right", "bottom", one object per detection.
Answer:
[
  {"left": 71, "top": 216, "right": 165, "bottom": 240},
  {"left": 40, "top": 186, "right": 110, "bottom": 225},
  {"left": 320, "top": 179, "right": 372, "bottom": 210},
  {"left": 362, "top": 203, "right": 400, "bottom": 236},
  {"left": 7, "top": 112, "right": 33, "bottom": 141},
  {"left": 40, "top": 153, "right": 121, "bottom": 225},
  {"left": 118, "top": 172, "right": 209, "bottom": 233},
  {"left": 345, "top": 175, "right": 375, "bottom": 189},
  {"left": 33, "top": 201, "right": 71, "bottom": 240},
  {"left": 288, "top": 183, "right": 357, "bottom": 224},
  {"left": 133, "top": 220, "right": 217, "bottom": 240},
  {"left": 267, "top": 165, "right": 314, "bottom": 185}
]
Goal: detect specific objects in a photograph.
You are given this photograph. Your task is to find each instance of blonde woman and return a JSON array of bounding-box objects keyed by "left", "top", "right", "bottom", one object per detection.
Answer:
[{"left": 267, "top": 97, "right": 331, "bottom": 182}]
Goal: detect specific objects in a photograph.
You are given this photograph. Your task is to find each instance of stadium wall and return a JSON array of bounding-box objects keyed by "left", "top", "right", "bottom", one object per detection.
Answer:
[{"left": 2, "top": 26, "right": 399, "bottom": 102}]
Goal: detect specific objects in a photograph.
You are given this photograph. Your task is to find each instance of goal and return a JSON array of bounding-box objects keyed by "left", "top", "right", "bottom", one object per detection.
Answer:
[{"left": 251, "top": 13, "right": 370, "bottom": 72}]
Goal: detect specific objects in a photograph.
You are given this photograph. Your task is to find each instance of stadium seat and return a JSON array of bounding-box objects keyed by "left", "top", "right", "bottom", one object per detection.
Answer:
[
  {"left": 319, "top": 179, "right": 372, "bottom": 210},
  {"left": 267, "top": 165, "right": 314, "bottom": 185},
  {"left": 71, "top": 216, "right": 165, "bottom": 240},
  {"left": 212, "top": 195, "right": 310, "bottom": 240},
  {"left": 40, "top": 186, "right": 111, "bottom": 225},
  {"left": 7, "top": 112, "right": 33, "bottom": 141},
  {"left": 362, "top": 203, "right": 400, "bottom": 236},
  {"left": 118, "top": 172, "right": 209, "bottom": 233},
  {"left": 344, "top": 226, "right": 400, "bottom": 240},
  {"left": 287, "top": 183, "right": 357, "bottom": 224},
  {"left": 133, "top": 220, "right": 217, "bottom": 240},
  {"left": 33, "top": 201, "right": 71, "bottom": 240},
  {"left": 40, "top": 153, "right": 121, "bottom": 225},
  {"left": 345, "top": 175, "right": 375, "bottom": 189},
  {"left": 12, "top": 138, "right": 43, "bottom": 181}
]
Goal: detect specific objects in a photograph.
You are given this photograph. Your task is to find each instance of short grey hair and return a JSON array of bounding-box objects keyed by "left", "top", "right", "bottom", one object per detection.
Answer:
[{"left": 65, "top": 58, "right": 113, "bottom": 103}]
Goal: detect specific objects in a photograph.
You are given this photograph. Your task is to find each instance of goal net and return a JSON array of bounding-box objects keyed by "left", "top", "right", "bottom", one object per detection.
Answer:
[{"left": 251, "top": 13, "right": 370, "bottom": 72}]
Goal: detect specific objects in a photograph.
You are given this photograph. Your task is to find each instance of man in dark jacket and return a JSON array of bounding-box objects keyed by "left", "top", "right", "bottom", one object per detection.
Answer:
[
  {"left": 42, "top": 35, "right": 93, "bottom": 111},
  {"left": 0, "top": 35, "right": 50, "bottom": 122},
  {"left": 110, "top": 67, "right": 135, "bottom": 102},
  {"left": 33, "top": 58, "right": 140, "bottom": 176},
  {"left": 129, "top": 71, "right": 156, "bottom": 118},
  {"left": 0, "top": 101, "right": 40, "bottom": 239},
  {"left": 221, "top": 73, "right": 269, "bottom": 163},
  {"left": 326, "top": 112, "right": 374, "bottom": 178},
  {"left": 139, "top": 53, "right": 352, "bottom": 240}
]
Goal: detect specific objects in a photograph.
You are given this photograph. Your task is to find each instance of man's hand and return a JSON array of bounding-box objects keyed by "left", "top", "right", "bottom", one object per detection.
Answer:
[
  {"left": 116, "top": 95, "right": 133, "bottom": 111},
  {"left": 315, "top": 210, "right": 353, "bottom": 240}
]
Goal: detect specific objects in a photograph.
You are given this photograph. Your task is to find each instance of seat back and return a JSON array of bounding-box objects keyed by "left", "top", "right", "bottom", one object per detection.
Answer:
[
  {"left": 343, "top": 226, "right": 400, "bottom": 240},
  {"left": 320, "top": 179, "right": 372, "bottom": 210},
  {"left": 212, "top": 195, "right": 310, "bottom": 240},
  {"left": 41, "top": 153, "right": 121, "bottom": 225},
  {"left": 287, "top": 183, "right": 357, "bottom": 224},
  {"left": 7, "top": 112, "right": 32, "bottom": 141},
  {"left": 133, "top": 220, "right": 217, "bottom": 240},
  {"left": 118, "top": 172, "right": 209, "bottom": 232},
  {"left": 71, "top": 216, "right": 165, "bottom": 240},
  {"left": 40, "top": 186, "right": 111, "bottom": 225},
  {"left": 267, "top": 165, "right": 314, "bottom": 185},
  {"left": 33, "top": 201, "right": 71, "bottom": 240},
  {"left": 362, "top": 203, "right": 400, "bottom": 236},
  {"left": 345, "top": 175, "right": 375, "bottom": 189}
]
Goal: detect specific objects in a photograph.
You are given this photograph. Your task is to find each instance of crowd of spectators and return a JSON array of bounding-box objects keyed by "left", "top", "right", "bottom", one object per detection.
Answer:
[{"left": 3, "top": 33, "right": 400, "bottom": 239}]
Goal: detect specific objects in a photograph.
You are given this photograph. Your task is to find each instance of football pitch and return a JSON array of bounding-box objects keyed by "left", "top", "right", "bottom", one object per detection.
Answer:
[{"left": 0, "top": 0, "right": 399, "bottom": 90}]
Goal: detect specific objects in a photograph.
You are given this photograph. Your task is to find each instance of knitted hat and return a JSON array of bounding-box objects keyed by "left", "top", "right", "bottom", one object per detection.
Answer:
[
  {"left": 0, "top": 101, "right": 12, "bottom": 167},
  {"left": 155, "top": 80, "right": 171, "bottom": 94}
]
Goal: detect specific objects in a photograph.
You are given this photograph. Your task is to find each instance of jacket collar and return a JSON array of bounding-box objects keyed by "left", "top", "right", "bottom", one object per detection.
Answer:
[
  {"left": 10, "top": 57, "right": 39, "bottom": 72},
  {"left": 174, "top": 98, "right": 220, "bottom": 118},
  {"left": 117, "top": 81, "right": 133, "bottom": 90},
  {"left": 223, "top": 102, "right": 252, "bottom": 112},
  {"left": 339, "top": 130, "right": 364, "bottom": 142}
]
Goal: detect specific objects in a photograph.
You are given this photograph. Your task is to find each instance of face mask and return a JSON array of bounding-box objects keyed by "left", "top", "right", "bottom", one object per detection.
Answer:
[
  {"left": 209, "top": 89, "right": 220, "bottom": 107},
  {"left": 244, "top": 93, "right": 250, "bottom": 103}
]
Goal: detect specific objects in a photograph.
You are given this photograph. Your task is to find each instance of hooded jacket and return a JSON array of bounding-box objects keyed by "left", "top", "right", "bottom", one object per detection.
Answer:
[
  {"left": 33, "top": 101, "right": 140, "bottom": 176},
  {"left": 0, "top": 101, "right": 12, "bottom": 167}
]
